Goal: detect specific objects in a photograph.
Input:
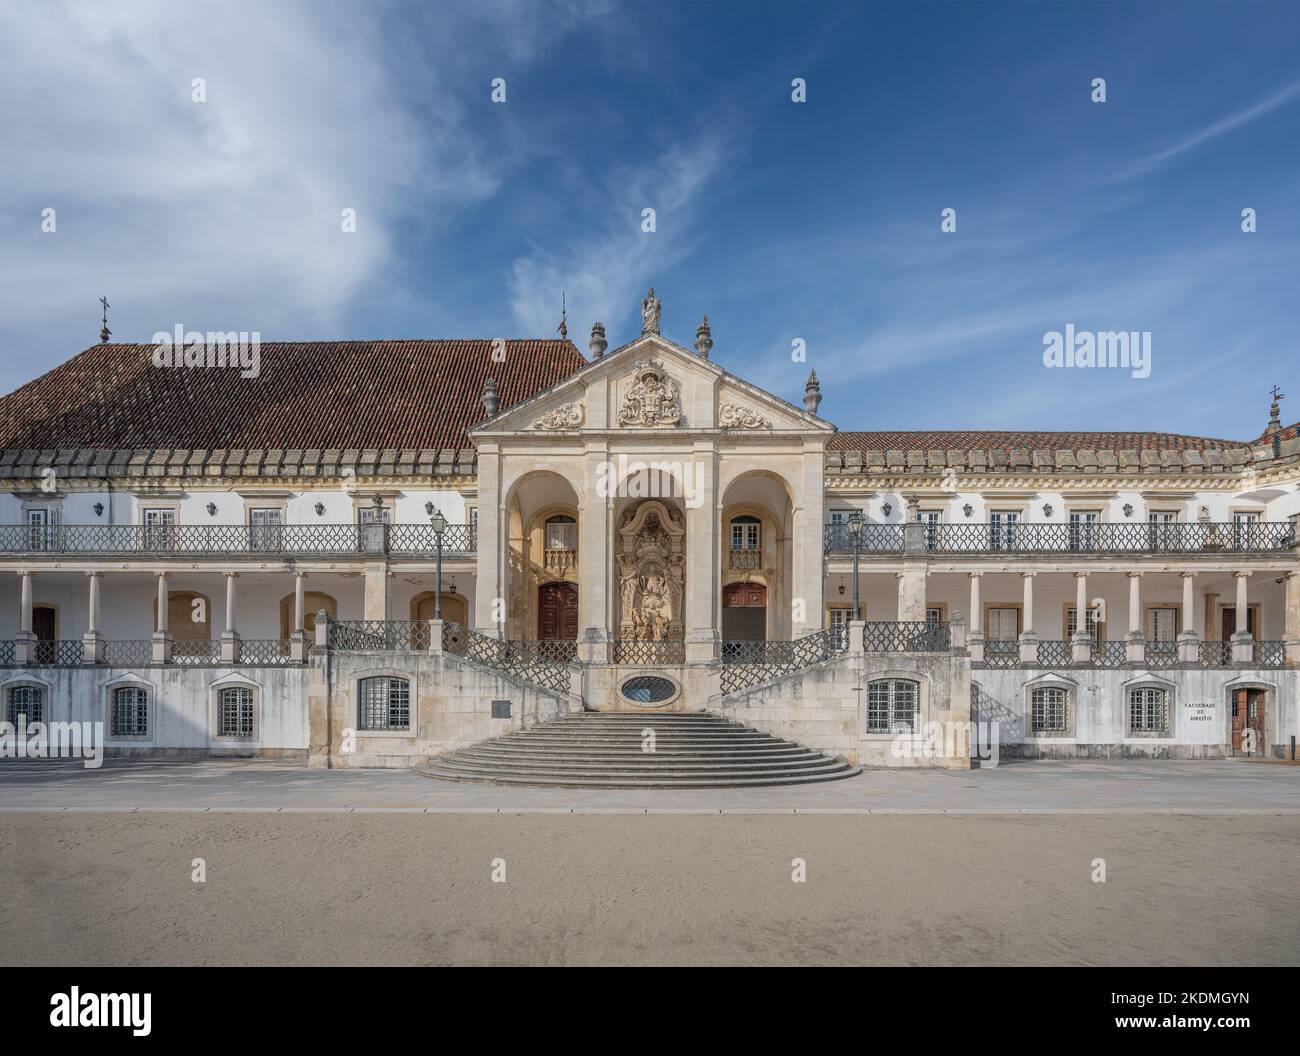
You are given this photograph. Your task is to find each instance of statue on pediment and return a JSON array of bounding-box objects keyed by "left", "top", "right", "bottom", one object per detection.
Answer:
[{"left": 641, "top": 287, "right": 661, "bottom": 335}]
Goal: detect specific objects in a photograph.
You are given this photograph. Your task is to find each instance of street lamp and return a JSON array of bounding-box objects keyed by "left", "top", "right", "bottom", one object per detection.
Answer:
[
  {"left": 847, "top": 512, "right": 865, "bottom": 623},
  {"left": 430, "top": 509, "right": 448, "bottom": 620}
]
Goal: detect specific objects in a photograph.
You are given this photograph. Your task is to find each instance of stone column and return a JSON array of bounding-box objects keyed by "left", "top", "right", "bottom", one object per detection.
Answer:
[
  {"left": 474, "top": 442, "right": 505, "bottom": 635},
  {"left": 83, "top": 571, "right": 105, "bottom": 664},
  {"left": 578, "top": 444, "right": 612, "bottom": 664},
  {"left": 1285, "top": 571, "right": 1300, "bottom": 665},
  {"left": 152, "top": 571, "right": 173, "bottom": 663},
  {"left": 1071, "top": 572, "right": 1091, "bottom": 663},
  {"left": 363, "top": 566, "right": 389, "bottom": 622},
  {"left": 1178, "top": 572, "right": 1200, "bottom": 663},
  {"left": 290, "top": 571, "right": 309, "bottom": 662},
  {"left": 221, "top": 571, "right": 241, "bottom": 663},
  {"left": 896, "top": 564, "right": 927, "bottom": 622},
  {"left": 966, "top": 572, "right": 983, "bottom": 662},
  {"left": 1231, "top": 571, "right": 1253, "bottom": 663},
  {"left": 14, "top": 571, "right": 34, "bottom": 664},
  {"left": 791, "top": 443, "right": 827, "bottom": 639},
  {"left": 1018, "top": 572, "right": 1037, "bottom": 662},
  {"left": 1125, "top": 572, "right": 1144, "bottom": 663},
  {"left": 684, "top": 444, "right": 718, "bottom": 663}
]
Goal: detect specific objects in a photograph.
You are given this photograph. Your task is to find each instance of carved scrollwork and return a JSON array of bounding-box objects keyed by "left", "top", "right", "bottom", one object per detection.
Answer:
[
  {"left": 718, "top": 403, "right": 770, "bottom": 429},
  {"left": 532, "top": 402, "right": 584, "bottom": 430}
]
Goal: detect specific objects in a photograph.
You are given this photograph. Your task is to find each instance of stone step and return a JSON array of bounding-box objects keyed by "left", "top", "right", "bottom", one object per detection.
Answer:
[
  {"left": 417, "top": 764, "right": 859, "bottom": 789},
  {"left": 439, "top": 753, "right": 838, "bottom": 773}
]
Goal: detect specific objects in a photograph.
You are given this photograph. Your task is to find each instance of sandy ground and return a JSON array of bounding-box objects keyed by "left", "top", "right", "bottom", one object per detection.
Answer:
[{"left": 2, "top": 811, "right": 1296, "bottom": 966}]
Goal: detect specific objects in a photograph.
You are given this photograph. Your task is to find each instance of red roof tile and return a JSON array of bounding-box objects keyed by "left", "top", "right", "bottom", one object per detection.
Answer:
[
  {"left": 829, "top": 429, "right": 1249, "bottom": 453},
  {"left": 0, "top": 340, "right": 586, "bottom": 451}
]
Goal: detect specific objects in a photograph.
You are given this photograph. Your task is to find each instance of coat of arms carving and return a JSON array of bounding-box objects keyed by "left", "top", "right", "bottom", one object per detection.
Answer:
[{"left": 618, "top": 359, "right": 682, "bottom": 427}]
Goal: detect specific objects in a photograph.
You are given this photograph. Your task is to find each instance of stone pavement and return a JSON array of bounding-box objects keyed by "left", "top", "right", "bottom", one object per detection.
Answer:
[{"left": 0, "top": 756, "right": 1296, "bottom": 813}]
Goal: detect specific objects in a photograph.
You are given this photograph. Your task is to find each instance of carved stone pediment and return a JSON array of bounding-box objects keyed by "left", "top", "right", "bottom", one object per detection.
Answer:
[
  {"left": 532, "top": 402, "right": 584, "bottom": 430},
  {"left": 618, "top": 359, "right": 681, "bottom": 427},
  {"left": 718, "top": 403, "right": 770, "bottom": 429}
]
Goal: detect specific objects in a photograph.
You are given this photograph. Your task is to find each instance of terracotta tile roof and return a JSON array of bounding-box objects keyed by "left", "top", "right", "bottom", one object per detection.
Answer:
[
  {"left": 0, "top": 340, "right": 586, "bottom": 451},
  {"left": 829, "top": 429, "right": 1249, "bottom": 453}
]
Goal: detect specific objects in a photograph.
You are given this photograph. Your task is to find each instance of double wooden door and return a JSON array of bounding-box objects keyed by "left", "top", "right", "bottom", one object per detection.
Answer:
[{"left": 538, "top": 582, "right": 579, "bottom": 640}]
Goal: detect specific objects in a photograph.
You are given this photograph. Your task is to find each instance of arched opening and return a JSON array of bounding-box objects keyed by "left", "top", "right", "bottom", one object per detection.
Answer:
[
  {"left": 502, "top": 471, "right": 582, "bottom": 640},
  {"left": 720, "top": 470, "right": 796, "bottom": 639},
  {"left": 279, "top": 591, "right": 338, "bottom": 640},
  {"left": 155, "top": 591, "right": 212, "bottom": 640}
]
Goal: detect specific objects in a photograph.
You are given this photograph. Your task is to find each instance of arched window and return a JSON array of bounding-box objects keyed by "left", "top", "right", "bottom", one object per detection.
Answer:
[
  {"left": 1031, "top": 687, "right": 1068, "bottom": 733},
  {"left": 730, "top": 515, "right": 761, "bottom": 551},
  {"left": 111, "top": 686, "right": 149, "bottom": 737},
  {"left": 544, "top": 515, "right": 576, "bottom": 551},
  {"left": 7, "top": 685, "right": 43, "bottom": 725},
  {"left": 217, "top": 686, "right": 254, "bottom": 738},
  {"left": 867, "top": 678, "right": 918, "bottom": 733},
  {"left": 1129, "top": 687, "right": 1168, "bottom": 734},
  {"left": 359, "top": 676, "right": 410, "bottom": 731}
]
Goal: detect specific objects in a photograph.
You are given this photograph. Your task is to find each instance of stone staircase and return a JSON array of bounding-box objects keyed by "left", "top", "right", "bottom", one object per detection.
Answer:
[{"left": 417, "top": 712, "right": 861, "bottom": 788}]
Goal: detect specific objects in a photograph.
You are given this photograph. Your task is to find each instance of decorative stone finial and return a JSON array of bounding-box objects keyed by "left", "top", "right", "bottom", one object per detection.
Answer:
[
  {"left": 640, "top": 287, "right": 661, "bottom": 335},
  {"left": 99, "top": 295, "right": 111, "bottom": 344},
  {"left": 481, "top": 377, "right": 499, "bottom": 418},
  {"left": 557, "top": 291, "right": 568, "bottom": 339},
  {"left": 1267, "top": 385, "right": 1285, "bottom": 458},
  {"left": 803, "top": 368, "right": 822, "bottom": 415},
  {"left": 589, "top": 321, "right": 607, "bottom": 360},
  {"left": 694, "top": 315, "right": 713, "bottom": 359}
]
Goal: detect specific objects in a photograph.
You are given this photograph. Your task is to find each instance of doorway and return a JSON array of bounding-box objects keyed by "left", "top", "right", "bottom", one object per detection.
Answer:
[
  {"left": 32, "top": 605, "right": 56, "bottom": 664},
  {"left": 538, "top": 582, "right": 578, "bottom": 640},
  {"left": 1231, "top": 688, "right": 1267, "bottom": 755},
  {"left": 722, "top": 582, "right": 766, "bottom": 641}
]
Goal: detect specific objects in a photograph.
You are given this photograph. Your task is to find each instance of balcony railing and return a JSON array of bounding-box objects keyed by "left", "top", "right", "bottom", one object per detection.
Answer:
[
  {"left": 543, "top": 548, "right": 577, "bottom": 574},
  {"left": 977, "top": 637, "right": 1287, "bottom": 668},
  {"left": 863, "top": 621, "right": 951, "bottom": 652},
  {"left": 825, "top": 521, "right": 1294, "bottom": 555},
  {"left": 613, "top": 639, "right": 686, "bottom": 664},
  {"left": 728, "top": 548, "right": 762, "bottom": 570},
  {"left": 0, "top": 522, "right": 476, "bottom": 558}
]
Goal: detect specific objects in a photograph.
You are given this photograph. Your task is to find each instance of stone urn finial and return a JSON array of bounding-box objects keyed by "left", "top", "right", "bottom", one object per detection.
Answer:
[
  {"left": 589, "top": 321, "right": 607, "bottom": 360},
  {"left": 481, "top": 377, "right": 499, "bottom": 418},
  {"left": 694, "top": 315, "right": 713, "bottom": 359},
  {"left": 803, "top": 368, "right": 822, "bottom": 415}
]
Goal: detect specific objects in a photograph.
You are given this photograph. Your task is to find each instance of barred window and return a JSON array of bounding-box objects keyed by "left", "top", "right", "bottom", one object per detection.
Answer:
[
  {"left": 217, "top": 686, "right": 254, "bottom": 738},
  {"left": 359, "top": 676, "right": 410, "bottom": 731},
  {"left": 112, "top": 686, "right": 149, "bottom": 737},
  {"left": 7, "top": 685, "right": 43, "bottom": 725},
  {"left": 1129, "top": 687, "right": 1167, "bottom": 733},
  {"left": 867, "top": 678, "right": 918, "bottom": 733},
  {"left": 1031, "top": 687, "right": 1068, "bottom": 733}
]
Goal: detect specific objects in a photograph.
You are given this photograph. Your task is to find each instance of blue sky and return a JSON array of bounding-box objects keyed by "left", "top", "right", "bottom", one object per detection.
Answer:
[{"left": 2, "top": 0, "right": 1297, "bottom": 439}]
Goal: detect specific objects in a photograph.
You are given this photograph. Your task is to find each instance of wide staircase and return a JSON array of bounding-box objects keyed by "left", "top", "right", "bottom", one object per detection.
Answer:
[{"left": 418, "top": 712, "right": 861, "bottom": 788}]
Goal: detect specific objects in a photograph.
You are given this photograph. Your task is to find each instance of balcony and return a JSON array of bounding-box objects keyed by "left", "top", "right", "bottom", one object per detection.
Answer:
[
  {"left": 824, "top": 521, "right": 1295, "bottom": 556},
  {"left": 0, "top": 522, "right": 477, "bottom": 558},
  {"left": 544, "top": 548, "right": 577, "bottom": 574},
  {"left": 972, "top": 638, "right": 1289, "bottom": 669},
  {"left": 728, "top": 548, "right": 762, "bottom": 570}
]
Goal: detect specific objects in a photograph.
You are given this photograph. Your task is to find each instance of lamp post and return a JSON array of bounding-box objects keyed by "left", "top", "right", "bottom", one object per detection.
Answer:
[
  {"left": 431, "top": 510, "right": 448, "bottom": 620},
  {"left": 847, "top": 512, "right": 865, "bottom": 623}
]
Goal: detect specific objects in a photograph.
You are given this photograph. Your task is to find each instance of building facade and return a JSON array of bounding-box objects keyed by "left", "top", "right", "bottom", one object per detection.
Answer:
[{"left": 1, "top": 295, "right": 1297, "bottom": 768}]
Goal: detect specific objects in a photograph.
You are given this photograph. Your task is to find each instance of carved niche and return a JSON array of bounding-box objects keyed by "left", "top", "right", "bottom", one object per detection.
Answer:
[
  {"left": 618, "top": 359, "right": 682, "bottom": 427},
  {"left": 617, "top": 500, "right": 686, "bottom": 641}
]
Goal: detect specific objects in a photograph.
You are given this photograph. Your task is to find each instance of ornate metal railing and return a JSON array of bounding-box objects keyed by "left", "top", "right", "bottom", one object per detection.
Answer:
[
  {"left": 331, "top": 620, "right": 431, "bottom": 652},
  {"left": 1254, "top": 641, "right": 1288, "bottom": 668},
  {"left": 456, "top": 628, "right": 572, "bottom": 693},
  {"left": 613, "top": 639, "right": 686, "bottom": 664},
  {"left": 0, "top": 640, "right": 13, "bottom": 666},
  {"left": 171, "top": 639, "right": 222, "bottom": 665},
  {"left": 28, "top": 640, "right": 84, "bottom": 666},
  {"left": 1035, "top": 640, "right": 1070, "bottom": 666},
  {"left": 720, "top": 629, "right": 847, "bottom": 694},
  {"left": 908, "top": 521, "right": 1294, "bottom": 555},
  {"left": 727, "top": 548, "right": 762, "bottom": 570},
  {"left": 1198, "top": 641, "right": 1232, "bottom": 668},
  {"left": 1144, "top": 640, "right": 1180, "bottom": 668},
  {"left": 0, "top": 523, "right": 476, "bottom": 557},
  {"left": 983, "top": 640, "right": 1020, "bottom": 667},
  {"left": 103, "top": 639, "right": 153, "bottom": 666},
  {"left": 240, "top": 639, "right": 299, "bottom": 665},
  {"left": 1089, "top": 639, "right": 1125, "bottom": 666},
  {"left": 863, "top": 621, "right": 950, "bottom": 652},
  {"left": 823, "top": 523, "right": 906, "bottom": 554}
]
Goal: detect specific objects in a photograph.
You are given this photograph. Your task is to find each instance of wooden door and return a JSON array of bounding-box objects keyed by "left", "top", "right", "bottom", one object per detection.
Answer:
[
  {"left": 1221, "top": 607, "right": 1257, "bottom": 640},
  {"left": 538, "top": 583, "right": 578, "bottom": 640}
]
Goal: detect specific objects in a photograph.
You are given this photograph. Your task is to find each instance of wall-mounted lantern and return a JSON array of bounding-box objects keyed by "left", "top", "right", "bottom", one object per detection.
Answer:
[
  {"left": 206, "top": 502, "right": 217, "bottom": 516},
  {"left": 1042, "top": 503, "right": 1053, "bottom": 517},
  {"left": 882, "top": 502, "right": 892, "bottom": 517},
  {"left": 315, "top": 502, "right": 325, "bottom": 516},
  {"left": 962, "top": 504, "right": 973, "bottom": 518},
  {"left": 1122, "top": 503, "right": 1134, "bottom": 518},
  {"left": 93, "top": 502, "right": 104, "bottom": 517}
]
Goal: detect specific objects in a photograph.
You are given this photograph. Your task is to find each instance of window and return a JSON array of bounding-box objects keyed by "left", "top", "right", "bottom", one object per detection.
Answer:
[
  {"left": 987, "top": 607, "right": 1019, "bottom": 641},
  {"left": 25, "top": 507, "right": 60, "bottom": 551},
  {"left": 1069, "top": 510, "right": 1101, "bottom": 551},
  {"left": 111, "top": 686, "right": 149, "bottom": 737},
  {"left": 1147, "top": 608, "right": 1178, "bottom": 641},
  {"left": 1148, "top": 510, "right": 1177, "bottom": 549},
  {"left": 916, "top": 510, "right": 940, "bottom": 550},
  {"left": 866, "top": 678, "right": 919, "bottom": 733},
  {"left": 359, "top": 676, "right": 411, "bottom": 731},
  {"left": 829, "top": 509, "right": 856, "bottom": 525},
  {"left": 217, "top": 686, "right": 254, "bottom": 738},
  {"left": 1232, "top": 511, "right": 1261, "bottom": 548},
  {"left": 828, "top": 607, "right": 853, "bottom": 647},
  {"left": 544, "top": 515, "right": 576, "bottom": 551},
  {"left": 142, "top": 507, "right": 177, "bottom": 550},
  {"left": 1031, "top": 687, "right": 1068, "bottom": 733},
  {"left": 249, "top": 508, "right": 283, "bottom": 551},
  {"left": 1129, "top": 687, "right": 1168, "bottom": 734},
  {"left": 730, "top": 516, "right": 761, "bottom": 551},
  {"left": 7, "top": 685, "right": 43, "bottom": 725},
  {"left": 1066, "top": 606, "right": 1102, "bottom": 639},
  {"left": 359, "top": 503, "right": 390, "bottom": 525},
  {"left": 925, "top": 607, "right": 944, "bottom": 632},
  {"left": 990, "top": 511, "right": 1019, "bottom": 550}
]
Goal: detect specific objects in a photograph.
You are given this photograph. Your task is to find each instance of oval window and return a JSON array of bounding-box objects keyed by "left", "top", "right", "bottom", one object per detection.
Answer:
[{"left": 620, "top": 675, "right": 677, "bottom": 704}]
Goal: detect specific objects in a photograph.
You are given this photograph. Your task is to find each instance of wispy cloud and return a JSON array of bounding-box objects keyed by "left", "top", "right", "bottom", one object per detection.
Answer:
[{"left": 1113, "top": 80, "right": 1300, "bottom": 182}]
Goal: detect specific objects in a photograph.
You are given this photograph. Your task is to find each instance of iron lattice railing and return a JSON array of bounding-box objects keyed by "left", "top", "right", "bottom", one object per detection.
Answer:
[
  {"left": 823, "top": 523, "right": 905, "bottom": 554},
  {"left": 1090, "top": 639, "right": 1127, "bottom": 666},
  {"left": 613, "top": 639, "right": 686, "bottom": 664},
  {"left": 240, "top": 639, "right": 299, "bottom": 665},
  {"left": 1254, "top": 641, "right": 1287, "bottom": 668},
  {"left": 912, "top": 521, "right": 1294, "bottom": 555},
  {"left": 331, "top": 621, "right": 431, "bottom": 652},
  {"left": 1143, "top": 640, "right": 1180, "bottom": 668},
  {"left": 1035, "top": 640, "right": 1070, "bottom": 666},
  {"left": 29, "top": 640, "right": 84, "bottom": 666},
  {"left": 720, "top": 629, "right": 847, "bottom": 695},
  {"left": 171, "top": 639, "right": 222, "bottom": 665},
  {"left": 0, "top": 522, "right": 476, "bottom": 557},
  {"left": 1197, "top": 641, "right": 1233, "bottom": 668},
  {"left": 0, "top": 641, "right": 13, "bottom": 666},
  {"left": 103, "top": 640, "right": 153, "bottom": 666},
  {"left": 982, "top": 640, "right": 1019, "bottom": 668},
  {"left": 455, "top": 627, "right": 573, "bottom": 693},
  {"left": 863, "top": 621, "right": 950, "bottom": 652}
]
